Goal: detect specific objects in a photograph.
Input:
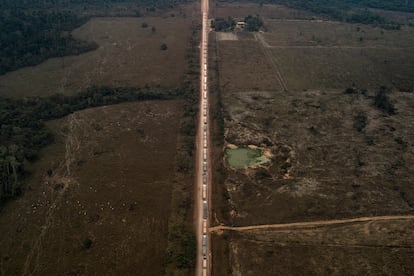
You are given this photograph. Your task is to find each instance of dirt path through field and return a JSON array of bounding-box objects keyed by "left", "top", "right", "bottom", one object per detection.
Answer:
[{"left": 210, "top": 215, "right": 414, "bottom": 233}]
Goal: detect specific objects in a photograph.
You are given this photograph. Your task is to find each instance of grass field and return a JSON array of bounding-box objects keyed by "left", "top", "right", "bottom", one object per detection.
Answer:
[
  {"left": 0, "top": 100, "right": 184, "bottom": 275},
  {"left": 211, "top": 3, "right": 314, "bottom": 20},
  {"left": 211, "top": 3, "right": 414, "bottom": 274},
  {"left": 0, "top": 15, "right": 194, "bottom": 98}
]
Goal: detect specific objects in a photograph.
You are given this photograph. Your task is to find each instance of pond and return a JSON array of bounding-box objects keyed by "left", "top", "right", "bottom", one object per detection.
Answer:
[{"left": 226, "top": 147, "right": 270, "bottom": 168}]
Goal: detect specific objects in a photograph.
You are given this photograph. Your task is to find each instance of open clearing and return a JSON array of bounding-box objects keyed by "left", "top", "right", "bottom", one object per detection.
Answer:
[
  {"left": 224, "top": 218, "right": 414, "bottom": 275},
  {"left": 0, "top": 100, "right": 183, "bottom": 275},
  {"left": 211, "top": 3, "right": 414, "bottom": 275},
  {"left": 0, "top": 16, "right": 193, "bottom": 98}
]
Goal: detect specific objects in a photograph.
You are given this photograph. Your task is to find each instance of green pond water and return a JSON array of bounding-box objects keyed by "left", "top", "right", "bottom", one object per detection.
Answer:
[{"left": 226, "top": 147, "right": 270, "bottom": 168}]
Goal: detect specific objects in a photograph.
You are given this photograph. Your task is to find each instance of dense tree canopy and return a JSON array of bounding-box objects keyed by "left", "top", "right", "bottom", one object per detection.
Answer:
[
  {"left": 247, "top": 0, "right": 413, "bottom": 28},
  {"left": 0, "top": 10, "right": 97, "bottom": 75}
]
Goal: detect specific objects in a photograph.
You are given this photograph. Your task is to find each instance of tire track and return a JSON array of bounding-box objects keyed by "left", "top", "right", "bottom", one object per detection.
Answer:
[{"left": 209, "top": 215, "right": 414, "bottom": 233}]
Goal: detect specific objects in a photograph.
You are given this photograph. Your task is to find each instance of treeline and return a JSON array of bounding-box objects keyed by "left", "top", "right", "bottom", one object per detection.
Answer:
[
  {"left": 0, "top": 9, "right": 96, "bottom": 75},
  {"left": 345, "top": 0, "right": 414, "bottom": 13},
  {"left": 251, "top": 0, "right": 408, "bottom": 29},
  {"left": 212, "top": 17, "right": 235, "bottom": 32},
  {"left": 0, "top": 0, "right": 193, "bottom": 10},
  {"left": 0, "top": 0, "right": 195, "bottom": 75},
  {"left": 0, "top": 86, "right": 194, "bottom": 202}
]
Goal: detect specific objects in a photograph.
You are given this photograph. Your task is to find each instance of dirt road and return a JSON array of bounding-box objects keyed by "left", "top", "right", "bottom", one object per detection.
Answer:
[
  {"left": 195, "top": 0, "right": 210, "bottom": 275},
  {"left": 209, "top": 215, "right": 414, "bottom": 233}
]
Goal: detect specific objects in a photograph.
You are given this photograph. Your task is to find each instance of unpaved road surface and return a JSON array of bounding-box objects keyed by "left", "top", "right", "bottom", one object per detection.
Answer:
[{"left": 209, "top": 215, "right": 414, "bottom": 232}]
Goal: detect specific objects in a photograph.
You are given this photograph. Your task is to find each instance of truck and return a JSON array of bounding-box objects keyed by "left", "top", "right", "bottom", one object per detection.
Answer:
[
  {"left": 202, "top": 185, "right": 206, "bottom": 199},
  {"left": 203, "top": 200, "right": 207, "bottom": 218}
]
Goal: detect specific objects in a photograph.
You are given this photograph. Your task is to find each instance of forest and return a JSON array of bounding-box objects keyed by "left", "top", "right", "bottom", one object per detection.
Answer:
[
  {"left": 0, "top": 0, "right": 193, "bottom": 75},
  {"left": 250, "top": 0, "right": 414, "bottom": 28},
  {"left": 0, "top": 10, "right": 97, "bottom": 75},
  {"left": 0, "top": 86, "right": 196, "bottom": 202}
]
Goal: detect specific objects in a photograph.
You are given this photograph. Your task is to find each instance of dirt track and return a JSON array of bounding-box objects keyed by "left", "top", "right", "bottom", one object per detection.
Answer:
[{"left": 209, "top": 215, "right": 414, "bottom": 232}]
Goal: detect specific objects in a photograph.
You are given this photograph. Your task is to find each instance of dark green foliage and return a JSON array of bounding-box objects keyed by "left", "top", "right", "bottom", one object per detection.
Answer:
[
  {"left": 354, "top": 111, "right": 367, "bottom": 132},
  {"left": 374, "top": 86, "right": 396, "bottom": 115},
  {"left": 176, "top": 231, "right": 196, "bottom": 268},
  {"left": 0, "top": 10, "right": 98, "bottom": 75},
  {"left": 212, "top": 17, "right": 235, "bottom": 32},
  {"left": 0, "top": 0, "right": 196, "bottom": 75},
  {"left": 160, "top": 43, "right": 168, "bottom": 50},
  {"left": 82, "top": 238, "right": 93, "bottom": 249},
  {"left": 244, "top": 15, "right": 263, "bottom": 32},
  {"left": 245, "top": 0, "right": 408, "bottom": 28},
  {"left": 0, "top": 86, "right": 194, "bottom": 203}
]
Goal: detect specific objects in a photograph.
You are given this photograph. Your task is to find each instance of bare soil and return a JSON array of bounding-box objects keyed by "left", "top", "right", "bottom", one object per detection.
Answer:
[{"left": 0, "top": 100, "right": 183, "bottom": 275}]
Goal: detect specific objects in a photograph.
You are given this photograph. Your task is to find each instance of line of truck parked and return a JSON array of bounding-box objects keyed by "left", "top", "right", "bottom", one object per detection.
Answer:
[{"left": 201, "top": 11, "right": 209, "bottom": 276}]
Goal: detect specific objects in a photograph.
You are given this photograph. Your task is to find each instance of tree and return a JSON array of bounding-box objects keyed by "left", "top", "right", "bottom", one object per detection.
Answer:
[
  {"left": 160, "top": 43, "right": 168, "bottom": 51},
  {"left": 374, "top": 86, "right": 396, "bottom": 115}
]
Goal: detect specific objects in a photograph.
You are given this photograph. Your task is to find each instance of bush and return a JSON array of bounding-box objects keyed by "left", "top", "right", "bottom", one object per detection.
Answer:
[
  {"left": 82, "top": 238, "right": 93, "bottom": 249},
  {"left": 354, "top": 111, "right": 367, "bottom": 132},
  {"left": 374, "top": 86, "right": 396, "bottom": 115},
  {"left": 160, "top": 43, "right": 168, "bottom": 51},
  {"left": 141, "top": 22, "right": 148, "bottom": 28}
]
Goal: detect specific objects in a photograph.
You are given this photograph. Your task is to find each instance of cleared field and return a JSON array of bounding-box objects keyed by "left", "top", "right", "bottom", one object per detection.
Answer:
[
  {"left": 212, "top": 3, "right": 315, "bottom": 20},
  {"left": 271, "top": 47, "right": 414, "bottom": 91},
  {"left": 222, "top": 90, "right": 414, "bottom": 226},
  {"left": 0, "top": 16, "right": 192, "bottom": 98},
  {"left": 211, "top": 3, "right": 414, "bottom": 275},
  {"left": 217, "top": 40, "right": 282, "bottom": 92},
  {"left": 224, "top": 219, "right": 414, "bottom": 275},
  {"left": 0, "top": 100, "right": 183, "bottom": 275},
  {"left": 261, "top": 20, "right": 414, "bottom": 91}
]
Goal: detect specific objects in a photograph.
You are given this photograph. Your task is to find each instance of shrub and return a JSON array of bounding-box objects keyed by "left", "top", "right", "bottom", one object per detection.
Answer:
[
  {"left": 354, "top": 111, "right": 367, "bottom": 132},
  {"left": 374, "top": 86, "right": 396, "bottom": 115},
  {"left": 160, "top": 43, "right": 168, "bottom": 51}
]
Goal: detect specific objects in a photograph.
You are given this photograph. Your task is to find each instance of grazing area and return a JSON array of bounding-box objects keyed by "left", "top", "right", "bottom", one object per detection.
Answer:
[
  {"left": 0, "top": 1, "right": 199, "bottom": 274},
  {"left": 220, "top": 218, "right": 414, "bottom": 275},
  {"left": 0, "top": 16, "right": 194, "bottom": 98},
  {"left": 210, "top": 2, "right": 414, "bottom": 275},
  {"left": 0, "top": 101, "right": 186, "bottom": 275}
]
